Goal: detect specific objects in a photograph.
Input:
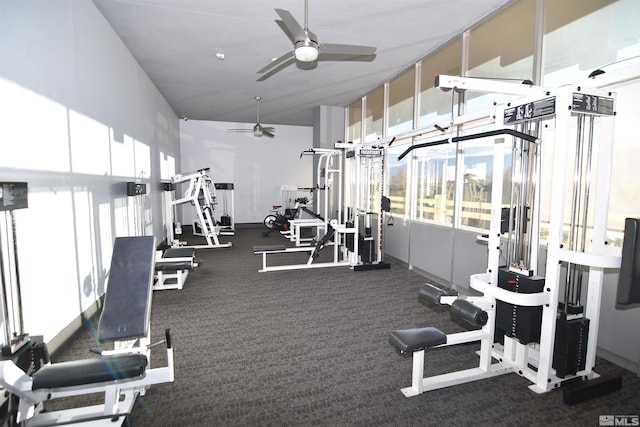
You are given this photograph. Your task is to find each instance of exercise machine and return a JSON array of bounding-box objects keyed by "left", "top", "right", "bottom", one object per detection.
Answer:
[
  {"left": 338, "top": 142, "right": 391, "bottom": 271},
  {"left": 389, "top": 76, "right": 627, "bottom": 402},
  {"left": 164, "top": 168, "right": 232, "bottom": 249},
  {"left": 254, "top": 143, "right": 391, "bottom": 272},
  {"left": 214, "top": 183, "right": 235, "bottom": 236},
  {"left": 154, "top": 246, "right": 201, "bottom": 291},
  {"left": 0, "top": 235, "right": 175, "bottom": 425}
]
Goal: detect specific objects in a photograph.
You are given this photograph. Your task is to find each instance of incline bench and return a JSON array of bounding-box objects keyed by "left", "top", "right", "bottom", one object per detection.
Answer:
[{"left": 0, "top": 236, "right": 175, "bottom": 425}]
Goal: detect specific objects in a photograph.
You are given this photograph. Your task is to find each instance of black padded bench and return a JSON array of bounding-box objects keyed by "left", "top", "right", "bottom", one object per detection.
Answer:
[
  {"left": 32, "top": 354, "right": 147, "bottom": 389},
  {"left": 33, "top": 236, "right": 155, "bottom": 388},
  {"left": 155, "top": 246, "right": 199, "bottom": 290}
]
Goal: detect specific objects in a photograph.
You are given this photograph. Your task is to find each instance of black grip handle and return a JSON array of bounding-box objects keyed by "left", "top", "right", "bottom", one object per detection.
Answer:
[{"left": 165, "top": 328, "right": 172, "bottom": 349}]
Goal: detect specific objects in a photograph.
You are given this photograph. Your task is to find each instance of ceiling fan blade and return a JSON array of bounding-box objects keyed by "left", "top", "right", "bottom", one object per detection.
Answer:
[
  {"left": 257, "top": 56, "right": 296, "bottom": 81},
  {"left": 257, "top": 51, "right": 294, "bottom": 75},
  {"left": 261, "top": 127, "right": 275, "bottom": 132},
  {"left": 227, "top": 129, "right": 253, "bottom": 132},
  {"left": 275, "top": 8, "right": 306, "bottom": 40},
  {"left": 262, "top": 129, "right": 275, "bottom": 138},
  {"left": 319, "top": 43, "right": 376, "bottom": 56}
]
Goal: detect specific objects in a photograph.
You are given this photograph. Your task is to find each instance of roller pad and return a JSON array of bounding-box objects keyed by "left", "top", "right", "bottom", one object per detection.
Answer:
[
  {"left": 389, "top": 327, "right": 446, "bottom": 355},
  {"left": 31, "top": 354, "right": 147, "bottom": 390},
  {"left": 98, "top": 236, "right": 155, "bottom": 343},
  {"left": 418, "top": 283, "right": 448, "bottom": 305},
  {"left": 451, "top": 299, "right": 488, "bottom": 327}
]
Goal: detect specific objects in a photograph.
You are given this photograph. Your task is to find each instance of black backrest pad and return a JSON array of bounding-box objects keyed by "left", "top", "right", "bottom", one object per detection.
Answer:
[
  {"left": 98, "top": 236, "right": 155, "bottom": 342},
  {"left": 617, "top": 218, "right": 640, "bottom": 305}
]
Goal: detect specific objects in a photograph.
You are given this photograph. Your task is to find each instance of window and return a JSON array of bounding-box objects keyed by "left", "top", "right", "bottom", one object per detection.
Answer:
[
  {"left": 387, "top": 140, "right": 410, "bottom": 216},
  {"left": 388, "top": 67, "right": 415, "bottom": 136},
  {"left": 466, "top": 0, "right": 536, "bottom": 112},
  {"left": 347, "top": 100, "right": 362, "bottom": 144},
  {"left": 418, "top": 38, "right": 462, "bottom": 128},
  {"left": 459, "top": 136, "right": 497, "bottom": 230},
  {"left": 605, "top": 78, "right": 640, "bottom": 247},
  {"left": 542, "top": 0, "right": 639, "bottom": 86},
  {"left": 364, "top": 86, "right": 384, "bottom": 142},
  {"left": 413, "top": 140, "right": 457, "bottom": 226}
]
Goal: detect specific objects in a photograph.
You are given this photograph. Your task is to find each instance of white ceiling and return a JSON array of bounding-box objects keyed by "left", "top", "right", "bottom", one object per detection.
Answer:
[{"left": 92, "top": 0, "right": 511, "bottom": 127}]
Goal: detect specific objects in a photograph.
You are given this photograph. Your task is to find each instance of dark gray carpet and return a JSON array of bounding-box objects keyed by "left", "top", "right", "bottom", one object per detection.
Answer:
[{"left": 53, "top": 228, "right": 640, "bottom": 426}]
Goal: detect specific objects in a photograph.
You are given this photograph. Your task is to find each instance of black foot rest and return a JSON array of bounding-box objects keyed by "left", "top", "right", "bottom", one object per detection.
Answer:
[
  {"left": 451, "top": 299, "right": 488, "bottom": 327},
  {"left": 31, "top": 354, "right": 148, "bottom": 390},
  {"left": 389, "top": 327, "right": 447, "bottom": 355},
  {"left": 253, "top": 245, "right": 287, "bottom": 253},
  {"left": 418, "top": 283, "right": 449, "bottom": 305}
]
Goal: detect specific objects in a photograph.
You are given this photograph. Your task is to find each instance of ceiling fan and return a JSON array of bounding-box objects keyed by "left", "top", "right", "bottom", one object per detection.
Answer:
[
  {"left": 227, "top": 96, "right": 275, "bottom": 138},
  {"left": 257, "top": 0, "right": 377, "bottom": 81}
]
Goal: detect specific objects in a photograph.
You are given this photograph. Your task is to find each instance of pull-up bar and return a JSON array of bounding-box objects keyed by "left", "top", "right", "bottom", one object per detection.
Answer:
[{"left": 397, "top": 128, "right": 539, "bottom": 161}]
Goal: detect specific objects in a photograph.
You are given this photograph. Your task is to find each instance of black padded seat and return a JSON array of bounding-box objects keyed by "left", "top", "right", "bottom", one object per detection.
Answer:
[
  {"left": 156, "top": 261, "right": 193, "bottom": 271},
  {"left": 163, "top": 248, "right": 196, "bottom": 258},
  {"left": 253, "top": 245, "right": 287, "bottom": 253},
  {"left": 31, "top": 354, "right": 148, "bottom": 390},
  {"left": 389, "top": 327, "right": 447, "bottom": 355}
]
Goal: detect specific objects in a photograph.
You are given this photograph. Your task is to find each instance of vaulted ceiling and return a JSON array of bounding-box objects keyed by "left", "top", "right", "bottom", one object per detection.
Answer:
[{"left": 93, "top": 0, "right": 511, "bottom": 127}]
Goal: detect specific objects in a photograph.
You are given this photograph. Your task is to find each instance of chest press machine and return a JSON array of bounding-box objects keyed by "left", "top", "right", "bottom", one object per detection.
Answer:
[
  {"left": 389, "top": 77, "right": 629, "bottom": 402},
  {"left": 0, "top": 236, "right": 175, "bottom": 425}
]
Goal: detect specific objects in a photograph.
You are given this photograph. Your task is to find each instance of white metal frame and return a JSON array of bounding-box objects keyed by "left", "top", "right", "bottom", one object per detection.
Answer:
[
  {"left": 169, "top": 169, "right": 232, "bottom": 249},
  {"left": 153, "top": 250, "right": 197, "bottom": 291}
]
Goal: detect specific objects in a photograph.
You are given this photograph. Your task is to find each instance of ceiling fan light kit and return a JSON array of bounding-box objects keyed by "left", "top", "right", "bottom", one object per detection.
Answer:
[{"left": 294, "top": 40, "right": 318, "bottom": 62}]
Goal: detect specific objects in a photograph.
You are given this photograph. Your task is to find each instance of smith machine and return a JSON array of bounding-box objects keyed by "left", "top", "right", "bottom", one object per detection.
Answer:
[{"left": 390, "top": 76, "right": 630, "bottom": 402}]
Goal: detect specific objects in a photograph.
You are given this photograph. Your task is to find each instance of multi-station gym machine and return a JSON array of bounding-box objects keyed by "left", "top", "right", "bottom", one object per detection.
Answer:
[
  {"left": 390, "top": 76, "right": 632, "bottom": 402},
  {"left": 253, "top": 142, "right": 391, "bottom": 272},
  {"left": 163, "top": 168, "right": 232, "bottom": 249}
]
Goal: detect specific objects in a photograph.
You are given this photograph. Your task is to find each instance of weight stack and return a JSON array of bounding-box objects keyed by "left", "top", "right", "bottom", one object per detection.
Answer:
[
  {"left": 496, "top": 269, "right": 545, "bottom": 344},
  {"left": 553, "top": 315, "right": 589, "bottom": 378}
]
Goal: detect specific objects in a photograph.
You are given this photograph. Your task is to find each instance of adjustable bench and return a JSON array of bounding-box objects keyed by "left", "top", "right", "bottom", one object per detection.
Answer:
[
  {"left": 0, "top": 236, "right": 175, "bottom": 425},
  {"left": 155, "top": 247, "right": 200, "bottom": 291}
]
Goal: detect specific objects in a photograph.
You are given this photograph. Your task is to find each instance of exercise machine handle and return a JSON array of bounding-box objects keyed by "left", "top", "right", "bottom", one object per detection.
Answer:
[{"left": 165, "top": 328, "right": 172, "bottom": 349}]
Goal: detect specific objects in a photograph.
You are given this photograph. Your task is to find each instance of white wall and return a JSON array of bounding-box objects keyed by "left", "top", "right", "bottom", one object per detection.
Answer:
[
  {"left": 179, "top": 120, "right": 313, "bottom": 224},
  {"left": 0, "top": 1, "right": 180, "bottom": 346}
]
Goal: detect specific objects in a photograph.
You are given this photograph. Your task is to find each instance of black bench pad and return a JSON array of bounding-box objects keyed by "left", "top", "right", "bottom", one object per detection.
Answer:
[
  {"left": 163, "top": 248, "right": 196, "bottom": 258},
  {"left": 156, "top": 261, "right": 192, "bottom": 271},
  {"left": 98, "top": 237, "right": 155, "bottom": 343},
  {"left": 389, "top": 327, "right": 447, "bottom": 355},
  {"left": 253, "top": 245, "right": 287, "bottom": 253},
  {"left": 31, "top": 354, "right": 148, "bottom": 390}
]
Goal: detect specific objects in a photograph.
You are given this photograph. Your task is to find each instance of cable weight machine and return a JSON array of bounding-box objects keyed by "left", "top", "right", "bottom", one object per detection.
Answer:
[{"left": 390, "top": 77, "right": 625, "bottom": 402}]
